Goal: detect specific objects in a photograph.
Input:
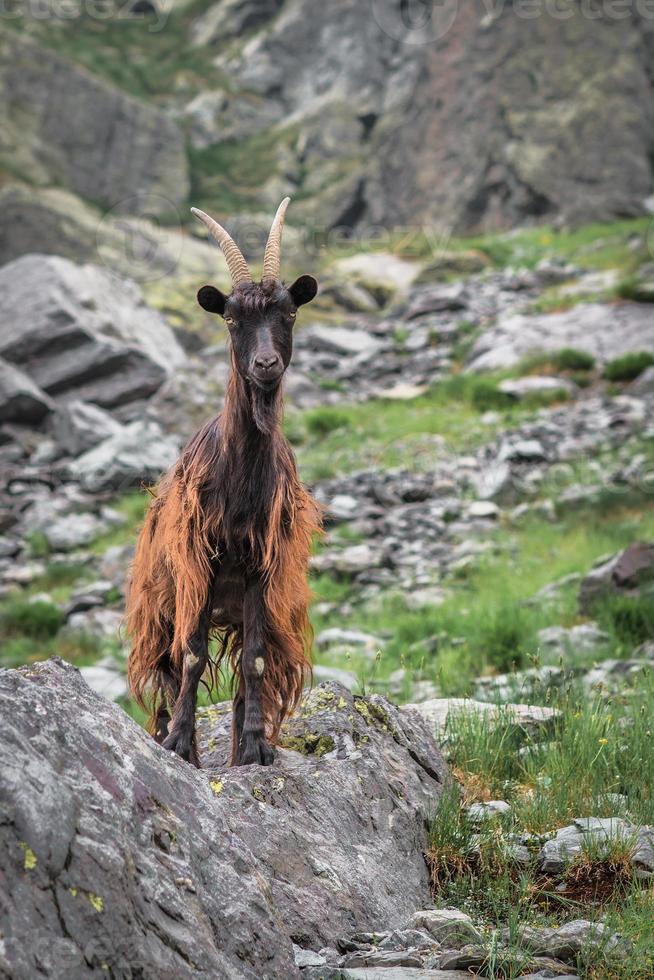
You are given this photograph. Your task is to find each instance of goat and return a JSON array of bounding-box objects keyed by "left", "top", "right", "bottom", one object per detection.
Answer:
[{"left": 126, "top": 199, "right": 322, "bottom": 767}]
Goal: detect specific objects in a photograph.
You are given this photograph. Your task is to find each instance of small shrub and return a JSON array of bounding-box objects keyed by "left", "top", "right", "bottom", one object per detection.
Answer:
[
  {"left": 304, "top": 407, "right": 352, "bottom": 438},
  {"left": 555, "top": 347, "right": 596, "bottom": 372},
  {"left": 598, "top": 594, "right": 654, "bottom": 647},
  {"left": 26, "top": 531, "right": 51, "bottom": 558},
  {"left": 603, "top": 351, "right": 654, "bottom": 382},
  {"left": 469, "top": 378, "right": 512, "bottom": 412},
  {"left": 0, "top": 599, "right": 64, "bottom": 640}
]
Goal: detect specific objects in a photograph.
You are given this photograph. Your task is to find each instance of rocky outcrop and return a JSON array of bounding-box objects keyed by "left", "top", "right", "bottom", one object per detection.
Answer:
[
  {"left": 68, "top": 419, "right": 181, "bottom": 491},
  {"left": 0, "top": 662, "right": 448, "bottom": 980},
  {"left": 0, "top": 358, "right": 54, "bottom": 424},
  {"left": 0, "top": 183, "right": 220, "bottom": 281},
  {"left": 468, "top": 302, "right": 654, "bottom": 372},
  {"left": 188, "top": 1, "right": 654, "bottom": 232},
  {"left": 0, "top": 33, "right": 188, "bottom": 214},
  {"left": 0, "top": 254, "right": 186, "bottom": 411}
]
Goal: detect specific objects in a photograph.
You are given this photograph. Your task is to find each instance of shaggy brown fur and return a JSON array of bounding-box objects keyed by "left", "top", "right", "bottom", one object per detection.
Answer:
[{"left": 126, "top": 295, "right": 322, "bottom": 764}]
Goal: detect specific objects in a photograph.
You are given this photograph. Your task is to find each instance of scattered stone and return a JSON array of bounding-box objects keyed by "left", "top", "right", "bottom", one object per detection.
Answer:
[
  {"left": 43, "top": 512, "right": 110, "bottom": 553},
  {"left": 64, "top": 608, "right": 123, "bottom": 641},
  {"left": 513, "top": 920, "right": 629, "bottom": 963},
  {"left": 404, "top": 698, "right": 559, "bottom": 740},
  {"left": 499, "top": 376, "right": 576, "bottom": 400},
  {"left": 537, "top": 624, "right": 610, "bottom": 658},
  {"left": 406, "top": 910, "right": 483, "bottom": 948},
  {"left": 467, "top": 800, "right": 511, "bottom": 822},
  {"left": 69, "top": 420, "right": 179, "bottom": 492},
  {"left": 579, "top": 542, "right": 654, "bottom": 614}
]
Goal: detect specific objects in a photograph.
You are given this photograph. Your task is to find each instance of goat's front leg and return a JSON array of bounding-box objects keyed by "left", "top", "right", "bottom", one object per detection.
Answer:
[
  {"left": 162, "top": 608, "right": 210, "bottom": 768},
  {"left": 233, "top": 579, "right": 275, "bottom": 767}
]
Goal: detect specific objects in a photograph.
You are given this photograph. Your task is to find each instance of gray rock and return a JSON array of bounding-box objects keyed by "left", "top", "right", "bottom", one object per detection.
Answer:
[
  {"left": 405, "top": 910, "right": 482, "bottom": 948},
  {"left": 43, "top": 512, "right": 110, "bottom": 553},
  {"left": 469, "top": 303, "right": 654, "bottom": 373},
  {"left": 79, "top": 656, "right": 128, "bottom": 702},
  {"left": 52, "top": 400, "right": 123, "bottom": 457},
  {"left": 303, "top": 324, "right": 383, "bottom": 358},
  {"left": 0, "top": 33, "right": 188, "bottom": 212},
  {"left": 64, "top": 608, "right": 123, "bottom": 641},
  {"left": 537, "top": 624, "right": 610, "bottom": 658},
  {"left": 579, "top": 542, "right": 654, "bottom": 614},
  {"left": 0, "top": 666, "right": 450, "bottom": 980},
  {"left": 69, "top": 420, "right": 180, "bottom": 493},
  {"left": 467, "top": 800, "right": 511, "bottom": 822},
  {"left": 499, "top": 376, "right": 577, "bottom": 400},
  {"left": 316, "top": 629, "right": 383, "bottom": 655},
  {"left": 331, "top": 971, "right": 473, "bottom": 980},
  {"left": 342, "top": 949, "right": 424, "bottom": 968},
  {"left": 0, "top": 255, "right": 186, "bottom": 410},
  {"left": 313, "top": 665, "right": 360, "bottom": 691},
  {"left": 404, "top": 698, "right": 558, "bottom": 740},
  {"left": 0, "top": 358, "right": 54, "bottom": 424},
  {"left": 513, "top": 920, "right": 629, "bottom": 963}
]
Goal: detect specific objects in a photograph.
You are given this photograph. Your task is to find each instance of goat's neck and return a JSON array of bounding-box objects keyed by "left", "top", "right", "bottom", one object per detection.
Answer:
[{"left": 222, "top": 368, "right": 284, "bottom": 453}]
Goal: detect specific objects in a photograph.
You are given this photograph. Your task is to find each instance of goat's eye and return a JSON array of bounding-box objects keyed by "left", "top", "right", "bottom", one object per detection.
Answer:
[
  {"left": 288, "top": 311, "right": 297, "bottom": 320},
  {"left": 224, "top": 316, "right": 236, "bottom": 326}
]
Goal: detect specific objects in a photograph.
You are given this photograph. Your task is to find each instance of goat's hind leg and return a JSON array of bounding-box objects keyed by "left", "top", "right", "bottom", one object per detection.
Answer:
[
  {"left": 233, "top": 580, "right": 275, "bottom": 767},
  {"left": 163, "top": 610, "right": 210, "bottom": 767}
]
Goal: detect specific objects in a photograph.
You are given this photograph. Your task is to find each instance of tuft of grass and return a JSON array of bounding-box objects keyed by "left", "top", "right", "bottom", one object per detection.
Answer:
[
  {"left": 594, "top": 594, "right": 654, "bottom": 648},
  {"left": 603, "top": 352, "right": 654, "bottom": 383},
  {"left": 0, "top": 599, "right": 64, "bottom": 640},
  {"left": 304, "top": 407, "right": 352, "bottom": 438},
  {"left": 555, "top": 348, "right": 597, "bottom": 372}
]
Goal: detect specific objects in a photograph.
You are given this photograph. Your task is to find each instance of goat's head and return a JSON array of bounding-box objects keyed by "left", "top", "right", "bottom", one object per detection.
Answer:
[{"left": 192, "top": 198, "right": 317, "bottom": 393}]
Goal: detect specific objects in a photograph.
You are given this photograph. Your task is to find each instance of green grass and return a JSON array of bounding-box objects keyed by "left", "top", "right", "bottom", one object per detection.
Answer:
[
  {"left": 424, "top": 677, "right": 654, "bottom": 978},
  {"left": 604, "top": 352, "right": 654, "bottom": 383},
  {"left": 293, "top": 373, "right": 560, "bottom": 481},
  {"left": 311, "top": 500, "right": 654, "bottom": 696}
]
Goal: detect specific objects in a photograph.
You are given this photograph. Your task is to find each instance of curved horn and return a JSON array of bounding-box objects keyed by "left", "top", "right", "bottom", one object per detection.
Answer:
[
  {"left": 191, "top": 207, "right": 252, "bottom": 288},
  {"left": 262, "top": 197, "right": 291, "bottom": 282}
]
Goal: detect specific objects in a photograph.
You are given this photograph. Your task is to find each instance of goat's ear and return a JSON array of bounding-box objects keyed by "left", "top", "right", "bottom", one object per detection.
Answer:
[
  {"left": 197, "top": 285, "right": 227, "bottom": 316},
  {"left": 288, "top": 275, "right": 318, "bottom": 308}
]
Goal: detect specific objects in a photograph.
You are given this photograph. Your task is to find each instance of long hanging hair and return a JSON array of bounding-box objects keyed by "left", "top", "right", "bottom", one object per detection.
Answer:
[{"left": 126, "top": 200, "right": 323, "bottom": 754}]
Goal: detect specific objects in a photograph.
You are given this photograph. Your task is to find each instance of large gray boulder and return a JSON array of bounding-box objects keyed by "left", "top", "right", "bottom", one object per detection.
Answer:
[
  {"left": 0, "top": 33, "right": 188, "bottom": 214},
  {"left": 0, "top": 357, "right": 54, "bottom": 424},
  {"left": 468, "top": 303, "right": 654, "bottom": 373},
  {"left": 0, "top": 255, "right": 186, "bottom": 410},
  {"left": 0, "top": 661, "right": 448, "bottom": 980}
]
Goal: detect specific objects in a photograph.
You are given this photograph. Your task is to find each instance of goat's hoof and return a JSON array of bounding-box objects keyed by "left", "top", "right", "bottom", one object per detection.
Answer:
[
  {"left": 235, "top": 733, "right": 275, "bottom": 767},
  {"left": 162, "top": 728, "right": 196, "bottom": 766}
]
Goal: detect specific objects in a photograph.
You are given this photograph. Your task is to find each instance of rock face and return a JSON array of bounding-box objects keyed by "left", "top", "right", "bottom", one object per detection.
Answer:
[
  {"left": 68, "top": 419, "right": 181, "bottom": 491},
  {"left": 0, "top": 662, "right": 448, "bottom": 980},
  {"left": 0, "top": 33, "right": 188, "bottom": 214},
  {"left": 189, "top": 1, "right": 654, "bottom": 231},
  {"left": 0, "top": 254, "right": 186, "bottom": 410},
  {"left": 579, "top": 542, "right": 654, "bottom": 614},
  {"left": 0, "top": 358, "right": 54, "bottom": 424},
  {"left": 468, "top": 302, "right": 654, "bottom": 372}
]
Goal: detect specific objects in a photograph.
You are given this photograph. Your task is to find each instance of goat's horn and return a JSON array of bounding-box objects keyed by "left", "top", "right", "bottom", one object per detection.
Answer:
[
  {"left": 190, "top": 207, "right": 252, "bottom": 288},
  {"left": 262, "top": 197, "right": 290, "bottom": 282}
]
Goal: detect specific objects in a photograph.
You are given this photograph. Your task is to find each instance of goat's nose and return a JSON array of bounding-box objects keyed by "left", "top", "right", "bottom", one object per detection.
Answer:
[{"left": 255, "top": 353, "right": 281, "bottom": 371}]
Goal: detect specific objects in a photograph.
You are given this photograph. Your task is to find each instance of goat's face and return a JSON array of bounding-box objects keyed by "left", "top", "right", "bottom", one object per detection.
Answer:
[{"left": 197, "top": 276, "right": 318, "bottom": 392}]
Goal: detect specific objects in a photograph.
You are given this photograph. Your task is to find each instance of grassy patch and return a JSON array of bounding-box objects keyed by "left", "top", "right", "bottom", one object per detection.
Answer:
[
  {"left": 311, "top": 501, "right": 654, "bottom": 695},
  {"left": 0, "top": 599, "right": 64, "bottom": 640},
  {"left": 604, "top": 352, "right": 654, "bottom": 383},
  {"left": 425, "top": 680, "right": 654, "bottom": 978}
]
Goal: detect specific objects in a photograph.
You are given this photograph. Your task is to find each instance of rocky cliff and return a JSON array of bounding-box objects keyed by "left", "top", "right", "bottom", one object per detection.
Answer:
[{"left": 1, "top": 2, "right": 653, "bottom": 239}]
